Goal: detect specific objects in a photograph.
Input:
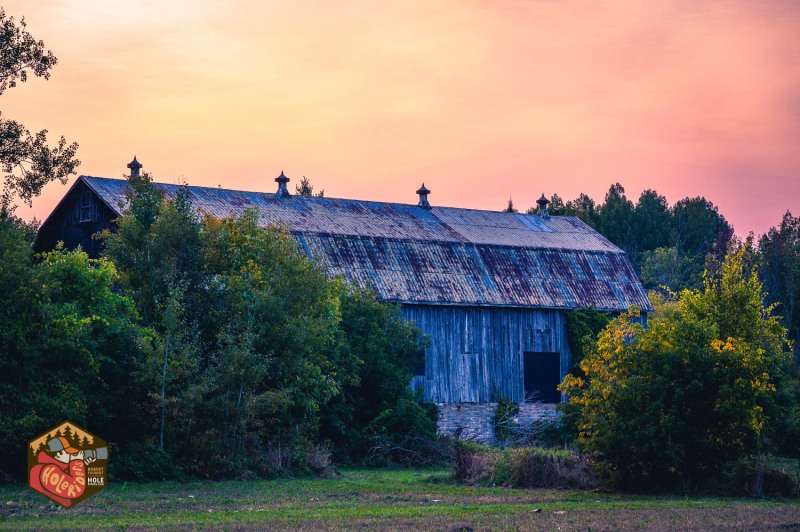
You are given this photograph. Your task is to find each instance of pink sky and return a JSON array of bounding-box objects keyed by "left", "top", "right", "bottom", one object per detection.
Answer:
[{"left": 4, "top": 1, "right": 799, "bottom": 237}]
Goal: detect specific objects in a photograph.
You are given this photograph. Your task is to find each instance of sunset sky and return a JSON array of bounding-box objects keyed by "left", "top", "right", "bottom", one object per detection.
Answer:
[{"left": 4, "top": 0, "right": 799, "bottom": 237}]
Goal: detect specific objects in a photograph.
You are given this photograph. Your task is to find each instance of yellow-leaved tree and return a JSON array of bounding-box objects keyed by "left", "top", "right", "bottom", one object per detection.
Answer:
[{"left": 560, "top": 246, "right": 796, "bottom": 492}]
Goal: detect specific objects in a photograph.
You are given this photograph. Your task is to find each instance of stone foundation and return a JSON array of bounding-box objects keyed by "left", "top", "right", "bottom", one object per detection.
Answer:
[{"left": 437, "top": 402, "right": 560, "bottom": 444}]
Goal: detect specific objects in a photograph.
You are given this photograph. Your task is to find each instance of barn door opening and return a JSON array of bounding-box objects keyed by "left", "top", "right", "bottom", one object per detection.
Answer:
[{"left": 523, "top": 351, "right": 560, "bottom": 403}]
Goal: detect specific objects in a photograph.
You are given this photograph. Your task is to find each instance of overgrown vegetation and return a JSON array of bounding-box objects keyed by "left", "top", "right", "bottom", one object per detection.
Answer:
[
  {"left": 453, "top": 441, "right": 596, "bottom": 490},
  {"left": 560, "top": 247, "right": 800, "bottom": 492},
  {"left": 0, "top": 173, "right": 437, "bottom": 482}
]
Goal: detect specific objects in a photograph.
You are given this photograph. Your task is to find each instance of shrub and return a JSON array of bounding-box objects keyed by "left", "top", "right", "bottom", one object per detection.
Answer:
[
  {"left": 452, "top": 441, "right": 596, "bottom": 489},
  {"left": 560, "top": 248, "right": 794, "bottom": 492},
  {"left": 721, "top": 456, "right": 800, "bottom": 497},
  {"left": 452, "top": 440, "right": 493, "bottom": 484},
  {"left": 492, "top": 391, "right": 519, "bottom": 445},
  {"left": 493, "top": 447, "right": 596, "bottom": 489}
]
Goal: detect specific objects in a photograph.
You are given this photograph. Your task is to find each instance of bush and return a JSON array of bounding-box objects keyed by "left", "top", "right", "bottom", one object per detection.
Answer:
[
  {"left": 452, "top": 441, "right": 493, "bottom": 484},
  {"left": 721, "top": 457, "right": 800, "bottom": 498},
  {"left": 493, "top": 447, "right": 596, "bottom": 489},
  {"left": 560, "top": 248, "right": 794, "bottom": 492},
  {"left": 452, "top": 440, "right": 596, "bottom": 489},
  {"left": 110, "top": 443, "right": 184, "bottom": 482}
]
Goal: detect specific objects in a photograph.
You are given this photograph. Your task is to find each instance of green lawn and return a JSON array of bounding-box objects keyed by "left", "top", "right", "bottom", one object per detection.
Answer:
[{"left": 2, "top": 468, "right": 799, "bottom": 530}]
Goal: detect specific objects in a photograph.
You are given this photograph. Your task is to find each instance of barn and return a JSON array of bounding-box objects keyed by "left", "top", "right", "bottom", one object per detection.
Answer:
[{"left": 36, "top": 159, "right": 652, "bottom": 441}]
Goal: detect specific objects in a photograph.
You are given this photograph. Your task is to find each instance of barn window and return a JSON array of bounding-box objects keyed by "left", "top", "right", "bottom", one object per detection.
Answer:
[
  {"left": 413, "top": 348, "right": 426, "bottom": 377},
  {"left": 78, "top": 192, "right": 93, "bottom": 223},
  {"left": 523, "top": 351, "right": 560, "bottom": 403}
]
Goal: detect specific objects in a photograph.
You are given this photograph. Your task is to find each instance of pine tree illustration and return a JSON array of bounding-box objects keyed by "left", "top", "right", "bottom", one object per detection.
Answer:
[
  {"left": 63, "top": 425, "right": 74, "bottom": 445},
  {"left": 81, "top": 435, "right": 91, "bottom": 449}
]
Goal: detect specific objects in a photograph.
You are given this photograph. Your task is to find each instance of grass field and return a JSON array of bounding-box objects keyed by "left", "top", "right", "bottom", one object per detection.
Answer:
[{"left": 2, "top": 468, "right": 799, "bottom": 530}]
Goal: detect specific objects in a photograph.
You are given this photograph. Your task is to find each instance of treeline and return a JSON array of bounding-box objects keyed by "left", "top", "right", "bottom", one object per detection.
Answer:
[
  {"left": 0, "top": 174, "right": 436, "bottom": 482},
  {"left": 510, "top": 184, "right": 800, "bottom": 360}
]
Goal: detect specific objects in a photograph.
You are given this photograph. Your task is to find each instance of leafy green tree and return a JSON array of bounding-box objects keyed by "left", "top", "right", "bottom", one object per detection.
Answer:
[
  {"left": 102, "top": 175, "right": 203, "bottom": 324},
  {"left": 0, "top": 219, "right": 141, "bottom": 479},
  {"left": 598, "top": 183, "right": 636, "bottom": 256},
  {"left": 759, "top": 211, "right": 800, "bottom": 361},
  {"left": 202, "top": 211, "right": 343, "bottom": 422},
  {"left": 671, "top": 196, "right": 733, "bottom": 257},
  {"left": 564, "top": 193, "right": 601, "bottom": 229},
  {"left": 0, "top": 7, "right": 79, "bottom": 214},
  {"left": 633, "top": 189, "right": 672, "bottom": 254},
  {"left": 560, "top": 248, "right": 792, "bottom": 491},
  {"left": 319, "top": 286, "right": 433, "bottom": 462},
  {"left": 639, "top": 246, "right": 699, "bottom": 293},
  {"left": 503, "top": 197, "right": 518, "bottom": 213}
]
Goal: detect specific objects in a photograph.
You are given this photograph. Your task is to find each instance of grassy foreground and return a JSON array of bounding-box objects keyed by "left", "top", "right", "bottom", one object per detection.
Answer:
[{"left": 1, "top": 468, "right": 799, "bottom": 530}]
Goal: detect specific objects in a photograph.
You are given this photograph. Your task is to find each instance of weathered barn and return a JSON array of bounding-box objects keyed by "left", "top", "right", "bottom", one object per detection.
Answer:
[{"left": 36, "top": 160, "right": 652, "bottom": 441}]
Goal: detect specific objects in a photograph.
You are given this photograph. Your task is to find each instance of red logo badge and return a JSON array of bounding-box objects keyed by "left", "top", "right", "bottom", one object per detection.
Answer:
[{"left": 28, "top": 421, "right": 108, "bottom": 508}]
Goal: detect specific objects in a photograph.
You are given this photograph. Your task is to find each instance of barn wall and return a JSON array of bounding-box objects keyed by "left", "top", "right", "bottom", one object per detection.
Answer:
[
  {"left": 401, "top": 305, "right": 571, "bottom": 403},
  {"left": 35, "top": 184, "right": 117, "bottom": 258}
]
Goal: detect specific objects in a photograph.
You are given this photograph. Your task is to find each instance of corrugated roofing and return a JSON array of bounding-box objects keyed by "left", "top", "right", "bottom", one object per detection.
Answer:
[{"left": 82, "top": 176, "right": 652, "bottom": 311}]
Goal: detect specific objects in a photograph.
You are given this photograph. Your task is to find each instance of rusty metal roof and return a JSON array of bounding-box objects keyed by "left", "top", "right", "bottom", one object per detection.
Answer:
[{"left": 82, "top": 176, "right": 652, "bottom": 311}]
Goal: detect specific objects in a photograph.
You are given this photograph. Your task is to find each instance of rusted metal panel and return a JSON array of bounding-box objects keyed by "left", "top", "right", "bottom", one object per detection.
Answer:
[{"left": 78, "top": 176, "right": 652, "bottom": 311}]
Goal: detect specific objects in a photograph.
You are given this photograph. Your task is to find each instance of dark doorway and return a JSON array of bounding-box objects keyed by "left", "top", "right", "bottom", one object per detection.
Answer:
[{"left": 523, "top": 351, "right": 560, "bottom": 403}]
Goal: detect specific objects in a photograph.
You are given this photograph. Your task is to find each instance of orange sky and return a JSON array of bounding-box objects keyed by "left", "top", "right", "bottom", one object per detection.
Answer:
[{"left": 4, "top": 1, "right": 799, "bottom": 237}]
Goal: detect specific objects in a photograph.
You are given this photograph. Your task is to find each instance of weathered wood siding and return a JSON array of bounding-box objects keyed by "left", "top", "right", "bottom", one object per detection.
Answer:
[
  {"left": 34, "top": 182, "right": 117, "bottom": 258},
  {"left": 401, "top": 305, "right": 571, "bottom": 403}
]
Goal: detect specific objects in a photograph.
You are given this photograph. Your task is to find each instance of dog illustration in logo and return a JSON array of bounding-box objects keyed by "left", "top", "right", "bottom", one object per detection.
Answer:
[{"left": 29, "top": 436, "right": 96, "bottom": 508}]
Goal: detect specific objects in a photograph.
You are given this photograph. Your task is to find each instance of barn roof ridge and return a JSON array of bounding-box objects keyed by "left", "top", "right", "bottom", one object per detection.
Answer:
[{"left": 79, "top": 175, "right": 588, "bottom": 224}]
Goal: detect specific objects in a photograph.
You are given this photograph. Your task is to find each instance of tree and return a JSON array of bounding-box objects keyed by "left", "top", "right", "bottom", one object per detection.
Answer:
[
  {"left": 671, "top": 196, "right": 733, "bottom": 258},
  {"left": 319, "top": 286, "right": 433, "bottom": 463},
  {"left": 598, "top": 183, "right": 636, "bottom": 256},
  {"left": 295, "top": 176, "right": 324, "bottom": 197},
  {"left": 639, "top": 246, "right": 698, "bottom": 293},
  {"left": 0, "top": 8, "right": 79, "bottom": 214},
  {"left": 0, "top": 219, "right": 141, "bottom": 479},
  {"left": 563, "top": 193, "right": 601, "bottom": 229},
  {"left": 503, "top": 197, "right": 518, "bottom": 213},
  {"left": 560, "top": 248, "right": 793, "bottom": 491},
  {"left": 633, "top": 189, "right": 672, "bottom": 254},
  {"left": 759, "top": 211, "right": 800, "bottom": 361}
]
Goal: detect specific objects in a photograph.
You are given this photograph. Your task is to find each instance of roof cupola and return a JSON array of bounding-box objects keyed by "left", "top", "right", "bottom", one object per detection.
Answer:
[
  {"left": 275, "top": 170, "right": 290, "bottom": 197},
  {"left": 127, "top": 156, "right": 142, "bottom": 177},
  {"left": 536, "top": 193, "right": 550, "bottom": 218},
  {"left": 417, "top": 183, "right": 431, "bottom": 209}
]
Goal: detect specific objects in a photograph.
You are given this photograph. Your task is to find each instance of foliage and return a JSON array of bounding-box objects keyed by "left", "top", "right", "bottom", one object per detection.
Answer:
[
  {"left": 0, "top": 7, "right": 79, "bottom": 213},
  {"left": 0, "top": 217, "right": 141, "bottom": 480},
  {"left": 502, "top": 197, "right": 518, "bottom": 213},
  {"left": 452, "top": 440, "right": 596, "bottom": 489},
  {"left": 639, "top": 246, "right": 699, "bottom": 293},
  {"left": 759, "top": 211, "right": 800, "bottom": 362},
  {"left": 99, "top": 174, "right": 435, "bottom": 478},
  {"left": 560, "top": 248, "right": 793, "bottom": 492},
  {"left": 295, "top": 176, "right": 324, "bottom": 197},
  {"left": 320, "top": 286, "right": 435, "bottom": 464},
  {"left": 599, "top": 183, "right": 636, "bottom": 256},
  {"left": 491, "top": 390, "right": 519, "bottom": 444},
  {"left": 564, "top": 308, "right": 611, "bottom": 375}
]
